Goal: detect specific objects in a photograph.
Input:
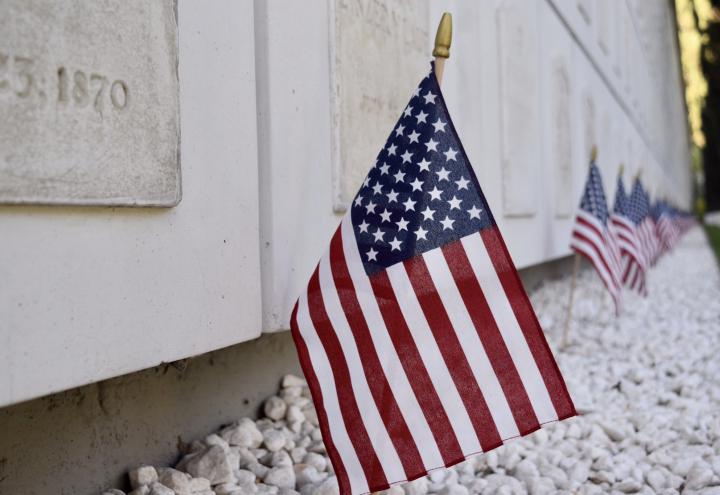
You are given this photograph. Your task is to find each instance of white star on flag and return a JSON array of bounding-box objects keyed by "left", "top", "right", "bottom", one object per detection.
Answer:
[
  {"left": 444, "top": 147, "right": 458, "bottom": 161},
  {"left": 425, "top": 138, "right": 439, "bottom": 152}
]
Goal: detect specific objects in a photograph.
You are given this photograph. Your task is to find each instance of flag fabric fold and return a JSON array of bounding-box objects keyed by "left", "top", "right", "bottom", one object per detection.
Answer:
[{"left": 290, "top": 64, "right": 576, "bottom": 495}]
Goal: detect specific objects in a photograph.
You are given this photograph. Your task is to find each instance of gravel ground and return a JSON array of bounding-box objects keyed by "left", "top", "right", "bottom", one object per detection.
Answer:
[{"left": 105, "top": 227, "right": 720, "bottom": 495}]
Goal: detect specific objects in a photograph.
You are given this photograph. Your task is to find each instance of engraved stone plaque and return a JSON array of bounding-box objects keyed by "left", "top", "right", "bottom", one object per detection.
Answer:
[
  {"left": 0, "top": 0, "right": 180, "bottom": 206},
  {"left": 583, "top": 94, "right": 596, "bottom": 159},
  {"left": 596, "top": 0, "right": 610, "bottom": 54},
  {"left": 331, "top": 0, "right": 428, "bottom": 212},
  {"left": 497, "top": 0, "right": 539, "bottom": 217},
  {"left": 551, "top": 60, "right": 572, "bottom": 218},
  {"left": 577, "top": 0, "right": 592, "bottom": 25}
]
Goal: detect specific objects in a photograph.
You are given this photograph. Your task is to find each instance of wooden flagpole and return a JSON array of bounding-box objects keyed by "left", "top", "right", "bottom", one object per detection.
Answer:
[
  {"left": 561, "top": 254, "right": 580, "bottom": 348},
  {"left": 561, "top": 145, "right": 597, "bottom": 349},
  {"left": 433, "top": 13, "right": 452, "bottom": 85}
]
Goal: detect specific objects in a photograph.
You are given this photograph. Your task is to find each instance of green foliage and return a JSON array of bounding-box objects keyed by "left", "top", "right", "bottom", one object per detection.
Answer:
[{"left": 705, "top": 223, "right": 720, "bottom": 263}]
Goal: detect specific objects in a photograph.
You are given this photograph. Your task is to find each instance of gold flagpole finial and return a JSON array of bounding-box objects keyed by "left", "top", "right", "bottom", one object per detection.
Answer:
[
  {"left": 619, "top": 163, "right": 624, "bottom": 176},
  {"left": 590, "top": 145, "right": 598, "bottom": 163},
  {"left": 433, "top": 13, "right": 452, "bottom": 58},
  {"left": 433, "top": 13, "right": 452, "bottom": 86}
]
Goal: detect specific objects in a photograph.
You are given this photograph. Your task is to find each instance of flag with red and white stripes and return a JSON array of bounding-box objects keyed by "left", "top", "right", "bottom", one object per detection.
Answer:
[
  {"left": 610, "top": 175, "right": 647, "bottom": 295},
  {"left": 290, "top": 64, "right": 576, "bottom": 495},
  {"left": 570, "top": 162, "right": 623, "bottom": 312},
  {"left": 628, "top": 179, "right": 661, "bottom": 266}
]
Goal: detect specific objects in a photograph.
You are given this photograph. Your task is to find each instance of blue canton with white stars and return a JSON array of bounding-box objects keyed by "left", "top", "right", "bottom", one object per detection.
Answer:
[
  {"left": 627, "top": 180, "right": 650, "bottom": 225},
  {"left": 351, "top": 64, "right": 493, "bottom": 276},
  {"left": 612, "top": 176, "right": 629, "bottom": 217},
  {"left": 579, "top": 163, "right": 611, "bottom": 225},
  {"left": 652, "top": 200, "right": 671, "bottom": 221}
]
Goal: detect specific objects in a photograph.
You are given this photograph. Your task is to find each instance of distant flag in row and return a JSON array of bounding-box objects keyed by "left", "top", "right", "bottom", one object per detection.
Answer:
[
  {"left": 629, "top": 180, "right": 662, "bottom": 267},
  {"left": 572, "top": 158, "right": 695, "bottom": 308},
  {"left": 611, "top": 175, "right": 647, "bottom": 295},
  {"left": 569, "top": 156, "right": 622, "bottom": 312}
]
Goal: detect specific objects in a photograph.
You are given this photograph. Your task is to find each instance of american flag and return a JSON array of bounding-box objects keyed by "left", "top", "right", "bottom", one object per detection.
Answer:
[
  {"left": 570, "top": 162, "right": 623, "bottom": 311},
  {"left": 628, "top": 179, "right": 661, "bottom": 266},
  {"left": 610, "top": 175, "right": 647, "bottom": 295},
  {"left": 653, "top": 201, "right": 680, "bottom": 254},
  {"left": 290, "top": 65, "right": 576, "bottom": 495}
]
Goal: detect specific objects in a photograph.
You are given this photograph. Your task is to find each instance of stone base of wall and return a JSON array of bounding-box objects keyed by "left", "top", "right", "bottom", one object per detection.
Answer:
[{"left": 0, "top": 332, "right": 303, "bottom": 495}]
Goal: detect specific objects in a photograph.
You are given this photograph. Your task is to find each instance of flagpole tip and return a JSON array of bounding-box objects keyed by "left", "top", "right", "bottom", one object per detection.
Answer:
[
  {"left": 590, "top": 145, "right": 598, "bottom": 163},
  {"left": 619, "top": 163, "right": 624, "bottom": 175},
  {"left": 433, "top": 13, "right": 452, "bottom": 59}
]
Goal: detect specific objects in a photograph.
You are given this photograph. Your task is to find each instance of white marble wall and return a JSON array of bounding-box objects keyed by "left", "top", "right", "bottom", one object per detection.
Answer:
[
  {"left": 260, "top": 0, "right": 692, "bottom": 332},
  {"left": 0, "top": 0, "right": 262, "bottom": 407},
  {"left": 0, "top": 0, "right": 692, "bottom": 407}
]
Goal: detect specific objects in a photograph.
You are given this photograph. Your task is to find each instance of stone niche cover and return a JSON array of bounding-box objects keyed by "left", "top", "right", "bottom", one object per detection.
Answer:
[{"left": 0, "top": 0, "right": 180, "bottom": 206}]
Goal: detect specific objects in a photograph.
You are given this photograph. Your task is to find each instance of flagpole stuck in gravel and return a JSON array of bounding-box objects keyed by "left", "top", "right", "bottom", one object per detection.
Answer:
[{"left": 562, "top": 145, "right": 597, "bottom": 349}]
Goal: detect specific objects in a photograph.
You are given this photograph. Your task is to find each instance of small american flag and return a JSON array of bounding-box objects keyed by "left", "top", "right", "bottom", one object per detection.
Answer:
[
  {"left": 653, "top": 201, "right": 680, "bottom": 254},
  {"left": 290, "top": 64, "right": 576, "bottom": 494},
  {"left": 570, "top": 162, "right": 623, "bottom": 311},
  {"left": 610, "top": 175, "right": 647, "bottom": 295},
  {"left": 628, "top": 179, "right": 661, "bottom": 266}
]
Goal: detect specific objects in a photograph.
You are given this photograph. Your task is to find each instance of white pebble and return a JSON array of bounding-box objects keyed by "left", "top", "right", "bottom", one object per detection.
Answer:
[
  {"left": 282, "top": 374, "right": 307, "bottom": 388},
  {"left": 264, "top": 429, "right": 287, "bottom": 452},
  {"left": 128, "top": 466, "right": 158, "bottom": 488},
  {"left": 264, "top": 466, "right": 296, "bottom": 489},
  {"left": 148, "top": 483, "right": 174, "bottom": 495},
  {"left": 184, "top": 445, "right": 237, "bottom": 485},
  {"left": 265, "top": 396, "right": 288, "bottom": 421},
  {"left": 302, "top": 452, "right": 327, "bottom": 473}
]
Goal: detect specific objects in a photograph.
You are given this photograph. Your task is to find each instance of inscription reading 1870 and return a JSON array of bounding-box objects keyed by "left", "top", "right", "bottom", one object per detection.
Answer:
[
  {"left": 0, "top": 52, "right": 129, "bottom": 113},
  {"left": 0, "top": 0, "right": 179, "bottom": 206}
]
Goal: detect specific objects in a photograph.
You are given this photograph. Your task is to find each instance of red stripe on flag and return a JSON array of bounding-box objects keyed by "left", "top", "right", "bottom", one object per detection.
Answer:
[
  {"left": 621, "top": 256, "right": 634, "bottom": 285},
  {"left": 306, "top": 269, "right": 389, "bottom": 490},
  {"left": 289, "top": 303, "right": 352, "bottom": 495},
  {"left": 480, "top": 228, "right": 577, "bottom": 420},
  {"left": 441, "top": 241, "right": 540, "bottom": 435},
  {"left": 329, "top": 232, "right": 426, "bottom": 480},
  {"left": 576, "top": 217, "right": 622, "bottom": 283},
  {"left": 368, "top": 270, "right": 465, "bottom": 466},
  {"left": 630, "top": 262, "right": 642, "bottom": 291},
  {"left": 403, "top": 255, "right": 504, "bottom": 452},
  {"left": 571, "top": 229, "right": 620, "bottom": 289}
]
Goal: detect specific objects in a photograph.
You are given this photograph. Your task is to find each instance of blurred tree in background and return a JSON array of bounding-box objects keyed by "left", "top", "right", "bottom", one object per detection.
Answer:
[
  {"left": 677, "top": 0, "right": 720, "bottom": 212},
  {"left": 699, "top": 1, "right": 720, "bottom": 211}
]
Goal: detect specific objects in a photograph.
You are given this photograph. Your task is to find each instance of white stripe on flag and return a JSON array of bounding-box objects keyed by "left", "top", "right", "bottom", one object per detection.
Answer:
[
  {"left": 340, "top": 216, "right": 444, "bottom": 470},
  {"left": 461, "top": 233, "right": 558, "bottom": 424},
  {"left": 385, "top": 262, "right": 483, "bottom": 455},
  {"left": 572, "top": 223, "right": 620, "bottom": 285},
  {"left": 317, "top": 254, "right": 405, "bottom": 482},
  {"left": 421, "top": 248, "right": 521, "bottom": 440},
  {"left": 295, "top": 292, "right": 369, "bottom": 495},
  {"left": 578, "top": 211, "right": 622, "bottom": 277},
  {"left": 570, "top": 236, "right": 619, "bottom": 298}
]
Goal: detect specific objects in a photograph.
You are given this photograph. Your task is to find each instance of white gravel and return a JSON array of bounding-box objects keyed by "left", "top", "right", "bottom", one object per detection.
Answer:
[{"left": 105, "top": 227, "right": 720, "bottom": 495}]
